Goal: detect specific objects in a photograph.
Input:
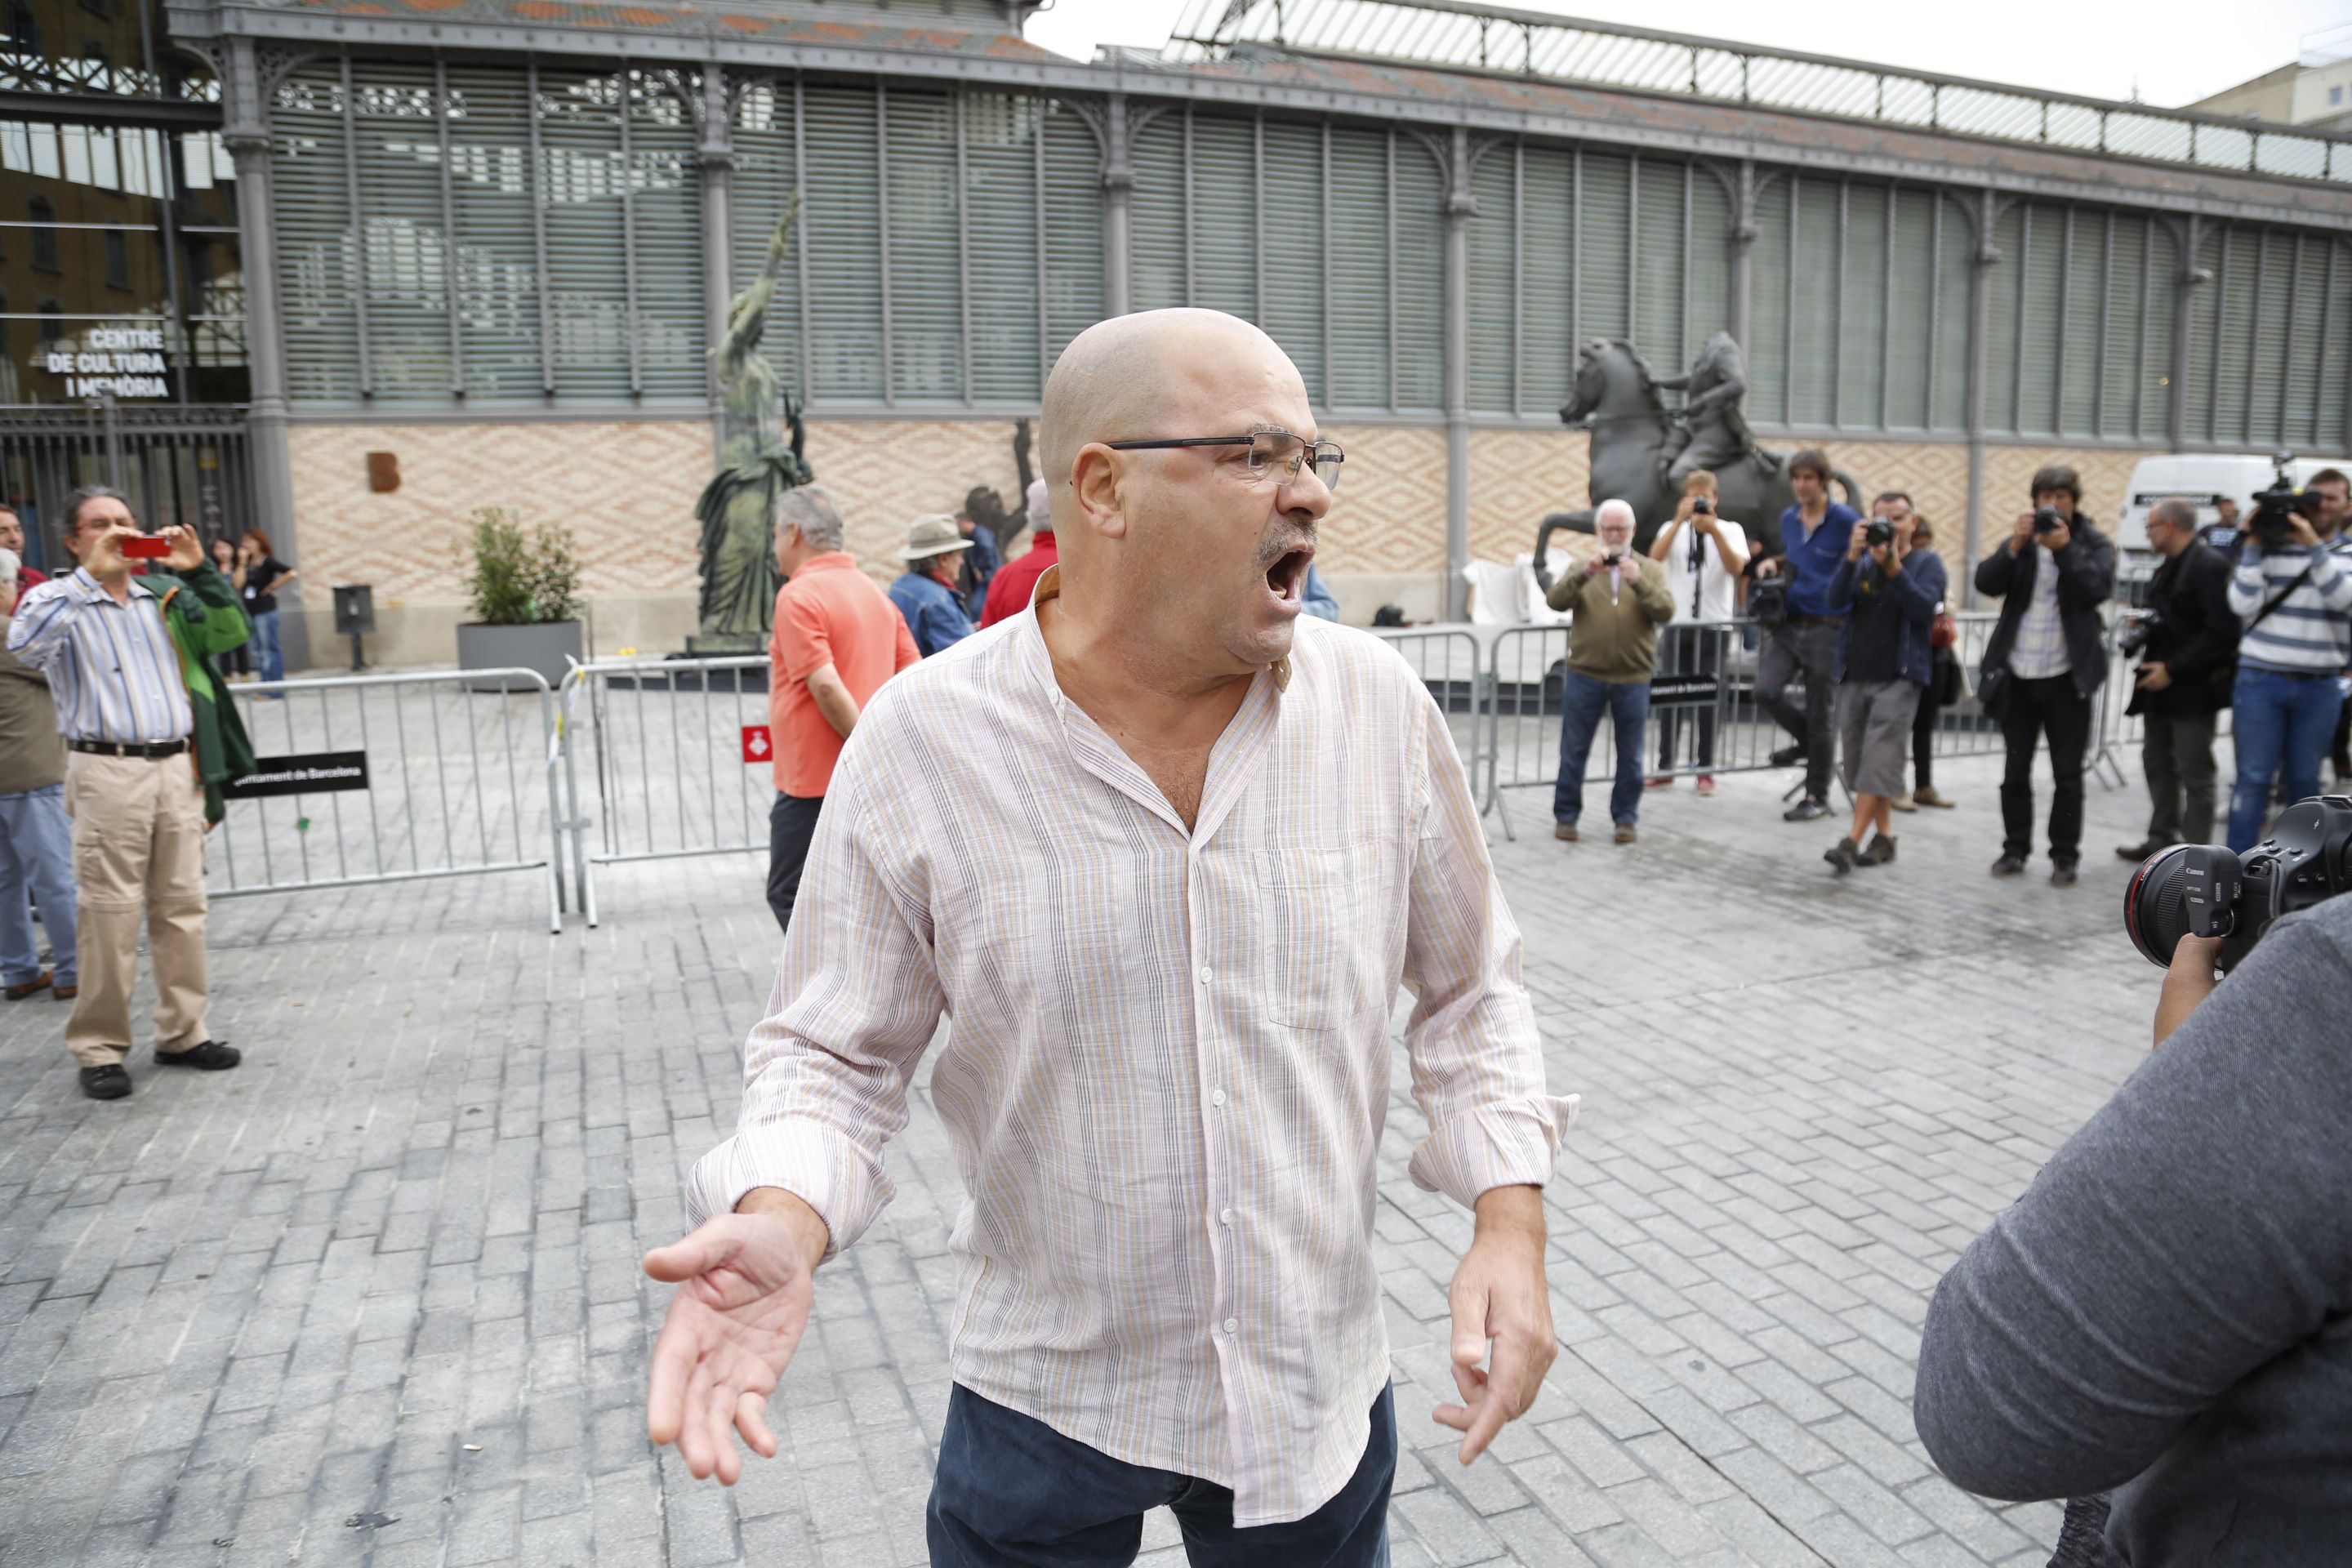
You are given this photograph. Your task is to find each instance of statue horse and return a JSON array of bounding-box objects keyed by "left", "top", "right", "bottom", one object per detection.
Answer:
[{"left": 1534, "top": 338, "right": 1862, "bottom": 578}]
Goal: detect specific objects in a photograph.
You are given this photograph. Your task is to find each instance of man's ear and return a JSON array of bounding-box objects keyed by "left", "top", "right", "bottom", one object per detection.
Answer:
[{"left": 1070, "top": 448, "right": 1125, "bottom": 541}]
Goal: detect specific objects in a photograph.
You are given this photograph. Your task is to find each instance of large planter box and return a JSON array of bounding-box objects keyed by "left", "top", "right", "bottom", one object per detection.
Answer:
[{"left": 456, "top": 620, "right": 583, "bottom": 692}]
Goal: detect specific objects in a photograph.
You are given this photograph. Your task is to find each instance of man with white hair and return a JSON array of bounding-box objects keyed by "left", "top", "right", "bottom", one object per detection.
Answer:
[
  {"left": 762, "top": 484, "right": 918, "bottom": 935},
  {"left": 1544, "top": 499, "right": 1677, "bottom": 844},
  {"left": 644, "top": 308, "right": 1574, "bottom": 1566}
]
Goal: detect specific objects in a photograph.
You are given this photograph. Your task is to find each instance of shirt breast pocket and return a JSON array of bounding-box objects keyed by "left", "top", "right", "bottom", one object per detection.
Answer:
[{"left": 1258, "top": 841, "right": 1400, "bottom": 1032}]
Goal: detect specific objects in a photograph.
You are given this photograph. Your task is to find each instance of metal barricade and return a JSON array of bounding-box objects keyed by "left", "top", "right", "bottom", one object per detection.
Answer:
[
  {"left": 1371, "top": 626, "right": 1488, "bottom": 800},
  {"left": 212, "top": 668, "right": 565, "bottom": 932},
  {"left": 1482, "top": 611, "right": 2022, "bottom": 841},
  {"left": 557, "top": 655, "right": 772, "bottom": 929}
]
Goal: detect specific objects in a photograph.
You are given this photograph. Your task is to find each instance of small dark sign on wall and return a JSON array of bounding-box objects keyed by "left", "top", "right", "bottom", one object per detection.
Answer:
[{"left": 225, "top": 752, "right": 372, "bottom": 800}]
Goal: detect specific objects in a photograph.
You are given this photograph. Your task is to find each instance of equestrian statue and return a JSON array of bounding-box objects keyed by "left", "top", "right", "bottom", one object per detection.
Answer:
[
  {"left": 1535, "top": 332, "right": 1862, "bottom": 578},
  {"left": 693, "top": 198, "right": 815, "bottom": 653}
]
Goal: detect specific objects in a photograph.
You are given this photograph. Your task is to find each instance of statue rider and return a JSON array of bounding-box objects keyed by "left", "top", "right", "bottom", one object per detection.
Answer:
[{"left": 1656, "top": 331, "right": 1756, "bottom": 495}]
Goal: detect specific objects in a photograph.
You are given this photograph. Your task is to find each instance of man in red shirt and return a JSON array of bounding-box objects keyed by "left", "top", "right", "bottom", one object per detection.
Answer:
[
  {"left": 766, "top": 486, "right": 919, "bottom": 934},
  {"left": 979, "top": 479, "right": 1058, "bottom": 627},
  {"left": 0, "top": 508, "right": 46, "bottom": 595}
]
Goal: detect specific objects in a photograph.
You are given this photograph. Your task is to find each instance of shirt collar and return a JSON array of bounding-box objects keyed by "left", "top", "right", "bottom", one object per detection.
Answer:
[
  {"left": 1022, "top": 564, "right": 1292, "bottom": 694},
  {"left": 792, "top": 551, "right": 857, "bottom": 577},
  {"left": 72, "top": 566, "right": 157, "bottom": 602}
]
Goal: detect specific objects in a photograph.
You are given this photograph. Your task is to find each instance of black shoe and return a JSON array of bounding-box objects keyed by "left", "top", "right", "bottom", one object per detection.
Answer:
[
  {"left": 79, "top": 1065, "right": 131, "bottom": 1100},
  {"left": 1990, "top": 853, "right": 2028, "bottom": 877},
  {"left": 155, "top": 1040, "right": 239, "bottom": 1071},
  {"left": 2051, "top": 862, "right": 2079, "bottom": 888},
  {"left": 1784, "top": 797, "right": 1832, "bottom": 822},
  {"left": 1858, "top": 833, "right": 1897, "bottom": 866},
  {"left": 2116, "top": 840, "right": 2166, "bottom": 862},
  {"left": 1824, "top": 836, "right": 1858, "bottom": 875},
  {"left": 1769, "top": 745, "right": 1807, "bottom": 768}
]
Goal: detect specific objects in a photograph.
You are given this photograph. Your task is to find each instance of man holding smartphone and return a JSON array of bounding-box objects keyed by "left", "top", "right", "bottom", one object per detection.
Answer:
[{"left": 7, "top": 485, "right": 245, "bottom": 1100}]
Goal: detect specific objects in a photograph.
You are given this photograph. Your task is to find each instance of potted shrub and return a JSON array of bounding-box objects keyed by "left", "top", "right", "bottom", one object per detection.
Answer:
[{"left": 455, "top": 508, "right": 584, "bottom": 689}]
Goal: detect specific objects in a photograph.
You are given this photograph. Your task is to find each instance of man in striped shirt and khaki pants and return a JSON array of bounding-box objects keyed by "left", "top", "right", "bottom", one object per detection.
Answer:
[
  {"left": 643, "top": 310, "right": 1575, "bottom": 1566},
  {"left": 7, "top": 485, "right": 242, "bottom": 1101}
]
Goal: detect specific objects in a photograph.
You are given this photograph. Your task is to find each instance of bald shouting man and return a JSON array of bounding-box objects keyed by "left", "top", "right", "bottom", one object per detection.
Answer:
[{"left": 644, "top": 309, "right": 1576, "bottom": 1566}]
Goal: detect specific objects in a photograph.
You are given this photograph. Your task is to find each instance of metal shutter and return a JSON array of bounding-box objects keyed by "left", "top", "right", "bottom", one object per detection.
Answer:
[
  {"left": 444, "top": 65, "right": 539, "bottom": 403},
  {"left": 2281, "top": 235, "right": 2330, "bottom": 447},
  {"left": 537, "top": 69, "right": 632, "bottom": 402},
  {"left": 1577, "top": 150, "right": 1629, "bottom": 345},
  {"left": 729, "top": 82, "right": 804, "bottom": 408},
  {"left": 1039, "top": 100, "right": 1102, "bottom": 372},
  {"left": 351, "top": 62, "right": 448, "bottom": 399},
  {"left": 2058, "top": 210, "right": 2102, "bottom": 437},
  {"left": 1931, "top": 194, "right": 1971, "bottom": 434},
  {"left": 2097, "top": 213, "right": 2149, "bottom": 440},
  {"left": 270, "top": 65, "right": 359, "bottom": 403},
  {"left": 1517, "top": 143, "right": 1575, "bottom": 419},
  {"left": 884, "top": 87, "right": 962, "bottom": 403},
  {"left": 2247, "top": 229, "right": 2294, "bottom": 443},
  {"left": 1325, "top": 124, "right": 1389, "bottom": 412},
  {"left": 1786, "top": 177, "right": 1838, "bottom": 428},
  {"left": 1982, "top": 203, "right": 2025, "bottom": 435},
  {"left": 2209, "top": 225, "right": 2260, "bottom": 443},
  {"left": 1631, "top": 156, "right": 1685, "bottom": 378},
  {"left": 2139, "top": 221, "right": 2180, "bottom": 443},
  {"left": 2012, "top": 205, "right": 2065, "bottom": 436},
  {"left": 1838, "top": 182, "right": 1888, "bottom": 430},
  {"left": 1128, "top": 110, "right": 1186, "bottom": 313},
  {"left": 2185, "top": 222, "right": 2223, "bottom": 443},
  {"left": 1883, "top": 187, "right": 1937, "bottom": 431},
  {"left": 628, "top": 74, "right": 702, "bottom": 402},
  {"left": 1187, "top": 110, "right": 1255, "bottom": 321},
  {"left": 964, "top": 93, "right": 1041, "bottom": 404},
  {"left": 1260, "top": 118, "right": 1325, "bottom": 403},
  {"left": 1686, "top": 167, "right": 1734, "bottom": 373},
  {"left": 803, "top": 83, "right": 884, "bottom": 403},
  {"left": 2315, "top": 241, "right": 2350, "bottom": 451},
  {"left": 1748, "top": 175, "right": 1789, "bottom": 427},
  {"left": 1392, "top": 132, "right": 1444, "bottom": 413},
  {"left": 1464, "top": 144, "right": 1513, "bottom": 414}
]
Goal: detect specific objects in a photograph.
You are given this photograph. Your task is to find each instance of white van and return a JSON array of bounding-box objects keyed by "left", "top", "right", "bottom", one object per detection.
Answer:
[{"left": 2114, "top": 452, "right": 2334, "bottom": 600}]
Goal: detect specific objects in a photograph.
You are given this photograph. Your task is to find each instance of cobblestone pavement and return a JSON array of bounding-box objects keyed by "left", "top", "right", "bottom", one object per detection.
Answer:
[{"left": 0, "top": 739, "right": 2183, "bottom": 1568}]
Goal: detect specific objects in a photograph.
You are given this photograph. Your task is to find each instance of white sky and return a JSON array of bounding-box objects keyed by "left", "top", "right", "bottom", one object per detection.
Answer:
[{"left": 1024, "top": 0, "right": 2352, "bottom": 109}]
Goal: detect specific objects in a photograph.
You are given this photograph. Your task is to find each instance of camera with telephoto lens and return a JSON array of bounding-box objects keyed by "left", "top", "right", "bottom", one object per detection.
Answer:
[
  {"left": 2247, "top": 449, "right": 2317, "bottom": 543},
  {"left": 2126, "top": 795, "right": 2352, "bottom": 972},
  {"left": 1864, "top": 519, "right": 1895, "bottom": 549},
  {"left": 2116, "top": 608, "right": 2165, "bottom": 661}
]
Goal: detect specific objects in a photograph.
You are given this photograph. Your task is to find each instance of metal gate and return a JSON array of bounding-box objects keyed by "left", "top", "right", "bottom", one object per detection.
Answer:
[{"left": 0, "top": 400, "right": 254, "bottom": 571}]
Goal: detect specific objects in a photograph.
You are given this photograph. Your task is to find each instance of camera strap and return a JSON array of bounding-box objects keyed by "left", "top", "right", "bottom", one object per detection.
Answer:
[{"left": 2243, "top": 561, "right": 2319, "bottom": 641}]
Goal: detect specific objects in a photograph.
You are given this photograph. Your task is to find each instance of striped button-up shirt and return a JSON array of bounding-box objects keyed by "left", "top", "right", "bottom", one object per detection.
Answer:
[
  {"left": 2006, "top": 544, "right": 2072, "bottom": 680},
  {"left": 5, "top": 568, "right": 192, "bottom": 744},
  {"left": 688, "top": 566, "right": 1575, "bottom": 1526}
]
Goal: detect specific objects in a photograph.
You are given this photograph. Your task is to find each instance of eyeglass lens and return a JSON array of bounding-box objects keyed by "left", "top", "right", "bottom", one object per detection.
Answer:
[{"left": 1246, "top": 432, "right": 1343, "bottom": 492}]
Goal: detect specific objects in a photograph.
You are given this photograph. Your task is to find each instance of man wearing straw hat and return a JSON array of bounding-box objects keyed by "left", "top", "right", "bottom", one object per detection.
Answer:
[{"left": 888, "top": 514, "right": 978, "bottom": 660}]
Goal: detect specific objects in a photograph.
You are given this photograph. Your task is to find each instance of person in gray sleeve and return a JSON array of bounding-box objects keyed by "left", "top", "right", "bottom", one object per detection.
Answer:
[{"left": 1914, "top": 896, "right": 2352, "bottom": 1564}]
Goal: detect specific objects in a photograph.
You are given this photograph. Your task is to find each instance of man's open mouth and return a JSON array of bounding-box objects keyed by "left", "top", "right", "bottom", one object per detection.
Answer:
[{"left": 1265, "top": 546, "right": 1314, "bottom": 602}]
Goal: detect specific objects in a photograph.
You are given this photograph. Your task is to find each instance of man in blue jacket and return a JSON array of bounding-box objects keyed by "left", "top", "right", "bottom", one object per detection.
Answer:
[
  {"left": 1822, "top": 493, "right": 1946, "bottom": 873},
  {"left": 1753, "top": 448, "right": 1860, "bottom": 821},
  {"left": 888, "top": 514, "right": 976, "bottom": 660}
]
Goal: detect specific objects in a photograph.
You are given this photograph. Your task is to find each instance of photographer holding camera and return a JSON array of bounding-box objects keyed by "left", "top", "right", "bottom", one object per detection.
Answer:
[
  {"left": 2222, "top": 469, "right": 2352, "bottom": 852},
  {"left": 1974, "top": 465, "right": 2118, "bottom": 886},
  {"left": 1545, "top": 499, "right": 1675, "bottom": 844},
  {"left": 1820, "top": 493, "right": 1946, "bottom": 874},
  {"left": 1918, "top": 800, "right": 2352, "bottom": 1565},
  {"left": 2114, "top": 498, "right": 2237, "bottom": 862},
  {"left": 1646, "top": 470, "right": 1748, "bottom": 795}
]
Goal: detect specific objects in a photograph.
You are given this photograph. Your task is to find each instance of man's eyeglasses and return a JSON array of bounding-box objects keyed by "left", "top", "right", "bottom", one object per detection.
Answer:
[{"left": 1105, "top": 425, "right": 1344, "bottom": 493}]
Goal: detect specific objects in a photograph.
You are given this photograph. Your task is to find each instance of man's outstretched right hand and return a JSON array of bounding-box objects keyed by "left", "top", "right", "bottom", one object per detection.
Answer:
[{"left": 644, "top": 1191, "right": 829, "bottom": 1484}]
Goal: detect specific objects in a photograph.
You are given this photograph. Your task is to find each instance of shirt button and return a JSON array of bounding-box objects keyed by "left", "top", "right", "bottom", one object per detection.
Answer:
[
  {"left": 1219, "top": 1207, "right": 1233, "bottom": 1225},
  {"left": 1211, "top": 1089, "right": 1227, "bottom": 1107},
  {"left": 1196, "top": 966, "right": 1212, "bottom": 985},
  {"left": 1223, "top": 1317, "right": 1238, "bottom": 1334}
]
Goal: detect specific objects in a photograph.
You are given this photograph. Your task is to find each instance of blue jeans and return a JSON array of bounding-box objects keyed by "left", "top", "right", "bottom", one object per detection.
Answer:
[
  {"left": 0, "top": 785, "right": 78, "bottom": 988},
  {"left": 250, "top": 608, "right": 284, "bottom": 684},
  {"left": 929, "top": 1383, "right": 1395, "bottom": 1568},
  {"left": 1553, "top": 670, "right": 1651, "bottom": 827},
  {"left": 2228, "top": 666, "right": 2345, "bottom": 851}
]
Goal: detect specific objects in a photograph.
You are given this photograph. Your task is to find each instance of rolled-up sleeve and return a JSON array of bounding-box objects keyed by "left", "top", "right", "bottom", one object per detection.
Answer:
[
  {"left": 685, "top": 769, "right": 947, "bottom": 1255},
  {"left": 1398, "top": 692, "right": 1578, "bottom": 1206}
]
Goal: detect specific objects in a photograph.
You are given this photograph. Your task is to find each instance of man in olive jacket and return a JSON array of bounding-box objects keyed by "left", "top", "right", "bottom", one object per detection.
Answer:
[
  {"left": 1972, "top": 463, "right": 2118, "bottom": 885},
  {"left": 1545, "top": 500, "right": 1677, "bottom": 844},
  {"left": 0, "top": 549, "right": 78, "bottom": 1004}
]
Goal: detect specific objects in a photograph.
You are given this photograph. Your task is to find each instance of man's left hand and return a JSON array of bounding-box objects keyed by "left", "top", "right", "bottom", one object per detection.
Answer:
[
  {"left": 1437, "top": 1186, "right": 1556, "bottom": 1465},
  {"left": 2136, "top": 662, "right": 2173, "bottom": 692},
  {"left": 163, "top": 525, "right": 203, "bottom": 572},
  {"left": 2042, "top": 518, "right": 2074, "bottom": 553}
]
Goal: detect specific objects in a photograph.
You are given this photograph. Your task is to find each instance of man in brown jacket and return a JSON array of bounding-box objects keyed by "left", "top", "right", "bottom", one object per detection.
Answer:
[
  {"left": 1545, "top": 500, "right": 1677, "bottom": 844},
  {"left": 0, "top": 547, "right": 78, "bottom": 1004}
]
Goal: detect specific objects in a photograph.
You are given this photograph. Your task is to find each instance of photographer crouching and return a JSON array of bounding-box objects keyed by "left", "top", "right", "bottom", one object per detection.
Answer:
[
  {"left": 1917, "top": 795, "right": 2352, "bottom": 1563},
  {"left": 2114, "top": 498, "right": 2237, "bottom": 862}
]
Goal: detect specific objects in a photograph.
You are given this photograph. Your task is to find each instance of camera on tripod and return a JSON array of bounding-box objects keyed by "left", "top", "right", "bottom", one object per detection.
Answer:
[
  {"left": 2247, "top": 450, "right": 2318, "bottom": 543},
  {"left": 2126, "top": 796, "right": 2352, "bottom": 972}
]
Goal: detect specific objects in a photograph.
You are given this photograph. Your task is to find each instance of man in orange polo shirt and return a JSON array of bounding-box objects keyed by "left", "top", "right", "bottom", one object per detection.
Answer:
[{"left": 766, "top": 486, "right": 919, "bottom": 934}]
